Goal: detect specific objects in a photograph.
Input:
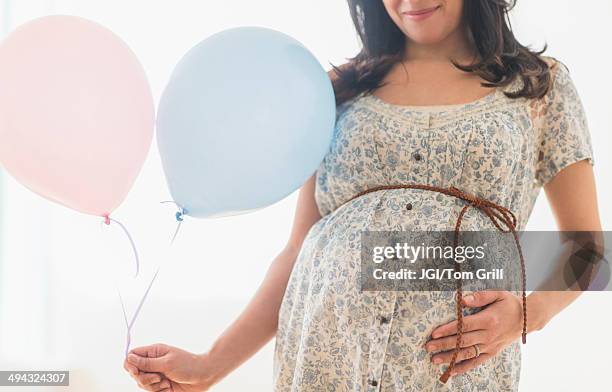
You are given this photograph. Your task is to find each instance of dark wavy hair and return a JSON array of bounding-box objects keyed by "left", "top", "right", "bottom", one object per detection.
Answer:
[{"left": 331, "top": 0, "right": 552, "bottom": 106}]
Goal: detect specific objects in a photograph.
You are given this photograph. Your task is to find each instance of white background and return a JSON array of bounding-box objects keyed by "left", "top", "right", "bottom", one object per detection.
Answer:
[{"left": 0, "top": 1, "right": 610, "bottom": 391}]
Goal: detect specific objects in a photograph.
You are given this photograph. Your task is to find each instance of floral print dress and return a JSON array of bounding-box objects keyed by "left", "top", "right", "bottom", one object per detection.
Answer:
[{"left": 273, "top": 57, "right": 594, "bottom": 391}]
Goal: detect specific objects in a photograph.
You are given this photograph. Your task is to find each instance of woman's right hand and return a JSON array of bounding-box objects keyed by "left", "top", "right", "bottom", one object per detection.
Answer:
[{"left": 123, "top": 343, "right": 217, "bottom": 392}]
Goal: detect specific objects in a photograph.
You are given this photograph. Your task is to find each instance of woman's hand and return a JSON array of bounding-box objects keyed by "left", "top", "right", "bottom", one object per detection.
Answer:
[
  {"left": 123, "top": 343, "right": 217, "bottom": 392},
  {"left": 425, "top": 290, "right": 524, "bottom": 377}
]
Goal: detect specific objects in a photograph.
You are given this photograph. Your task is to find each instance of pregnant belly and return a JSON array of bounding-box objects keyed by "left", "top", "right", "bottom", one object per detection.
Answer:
[
  {"left": 275, "top": 189, "right": 522, "bottom": 390},
  {"left": 287, "top": 188, "right": 519, "bottom": 334}
]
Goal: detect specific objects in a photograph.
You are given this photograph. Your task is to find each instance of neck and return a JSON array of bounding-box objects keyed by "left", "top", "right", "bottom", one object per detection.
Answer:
[{"left": 403, "top": 26, "right": 475, "bottom": 64}]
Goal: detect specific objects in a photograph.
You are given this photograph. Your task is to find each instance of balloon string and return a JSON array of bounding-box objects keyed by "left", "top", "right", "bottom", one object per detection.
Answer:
[
  {"left": 160, "top": 201, "right": 187, "bottom": 245},
  {"left": 117, "top": 288, "right": 131, "bottom": 358},
  {"left": 115, "top": 202, "right": 185, "bottom": 358},
  {"left": 171, "top": 220, "right": 183, "bottom": 245},
  {"left": 104, "top": 215, "right": 140, "bottom": 278},
  {"left": 118, "top": 266, "right": 161, "bottom": 358},
  {"left": 113, "top": 200, "right": 187, "bottom": 358}
]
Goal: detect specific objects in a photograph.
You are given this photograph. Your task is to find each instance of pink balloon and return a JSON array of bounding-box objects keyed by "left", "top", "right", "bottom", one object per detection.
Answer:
[{"left": 0, "top": 15, "right": 154, "bottom": 218}]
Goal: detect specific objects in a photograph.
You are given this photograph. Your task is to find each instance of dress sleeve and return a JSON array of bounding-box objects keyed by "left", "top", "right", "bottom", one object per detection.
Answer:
[{"left": 534, "top": 59, "right": 595, "bottom": 186}]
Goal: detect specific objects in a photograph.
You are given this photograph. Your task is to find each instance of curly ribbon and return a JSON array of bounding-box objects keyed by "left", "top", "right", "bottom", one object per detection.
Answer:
[
  {"left": 103, "top": 215, "right": 140, "bottom": 278},
  {"left": 101, "top": 214, "right": 144, "bottom": 357}
]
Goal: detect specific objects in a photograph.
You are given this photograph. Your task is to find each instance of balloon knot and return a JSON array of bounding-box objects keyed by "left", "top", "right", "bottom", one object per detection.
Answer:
[
  {"left": 175, "top": 210, "right": 184, "bottom": 222},
  {"left": 103, "top": 215, "right": 111, "bottom": 225}
]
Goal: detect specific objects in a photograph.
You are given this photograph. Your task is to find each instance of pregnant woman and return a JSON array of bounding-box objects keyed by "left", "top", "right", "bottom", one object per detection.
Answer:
[{"left": 124, "top": 0, "right": 602, "bottom": 391}]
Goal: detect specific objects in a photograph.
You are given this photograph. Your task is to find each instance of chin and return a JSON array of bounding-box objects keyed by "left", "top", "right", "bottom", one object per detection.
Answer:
[{"left": 404, "top": 28, "right": 450, "bottom": 45}]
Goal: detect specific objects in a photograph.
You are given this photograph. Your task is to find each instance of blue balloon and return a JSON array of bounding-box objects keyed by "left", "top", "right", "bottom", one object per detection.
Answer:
[{"left": 157, "top": 27, "right": 336, "bottom": 219}]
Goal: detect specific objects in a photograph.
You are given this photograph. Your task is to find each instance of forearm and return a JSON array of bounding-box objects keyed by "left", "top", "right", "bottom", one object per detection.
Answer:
[
  {"left": 528, "top": 161, "right": 601, "bottom": 332},
  {"left": 525, "top": 290, "right": 583, "bottom": 333},
  {"left": 200, "top": 245, "right": 300, "bottom": 385}
]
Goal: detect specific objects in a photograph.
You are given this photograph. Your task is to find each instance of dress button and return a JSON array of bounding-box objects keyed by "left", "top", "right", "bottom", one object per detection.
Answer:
[
  {"left": 368, "top": 379, "right": 379, "bottom": 387},
  {"left": 405, "top": 202, "right": 413, "bottom": 211},
  {"left": 413, "top": 152, "right": 422, "bottom": 161}
]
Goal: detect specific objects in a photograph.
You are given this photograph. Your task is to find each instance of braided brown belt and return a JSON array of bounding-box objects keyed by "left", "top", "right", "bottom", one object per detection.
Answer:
[{"left": 342, "top": 183, "right": 527, "bottom": 384}]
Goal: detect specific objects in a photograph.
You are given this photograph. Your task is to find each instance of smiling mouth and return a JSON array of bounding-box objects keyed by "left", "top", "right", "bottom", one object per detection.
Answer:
[{"left": 402, "top": 5, "right": 441, "bottom": 20}]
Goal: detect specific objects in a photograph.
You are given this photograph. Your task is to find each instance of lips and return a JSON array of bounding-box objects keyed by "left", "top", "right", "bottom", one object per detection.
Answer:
[{"left": 402, "top": 5, "right": 441, "bottom": 20}]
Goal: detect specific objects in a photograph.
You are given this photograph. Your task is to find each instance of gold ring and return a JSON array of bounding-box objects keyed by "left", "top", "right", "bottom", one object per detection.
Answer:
[{"left": 473, "top": 344, "right": 481, "bottom": 357}]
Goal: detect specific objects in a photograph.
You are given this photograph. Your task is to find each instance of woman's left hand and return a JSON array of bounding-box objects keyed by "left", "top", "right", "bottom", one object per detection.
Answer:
[{"left": 425, "top": 290, "right": 524, "bottom": 377}]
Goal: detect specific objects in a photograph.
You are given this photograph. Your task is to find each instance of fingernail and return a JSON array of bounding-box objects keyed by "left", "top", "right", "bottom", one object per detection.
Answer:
[
  {"left": 463, "top": 295, "right": 474, "bottom": 303},
  {"left": 433, "top": 357, "right": 442, "bottom": 364},
  {"left": 451, "top": 371, "right": 457, "bottom": 376},
  {"left": 426, "top": 344, "right": 436, "bottom": 352},
  {"left": 127, "top": 354, "right": 138, "bottom": 364}
]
